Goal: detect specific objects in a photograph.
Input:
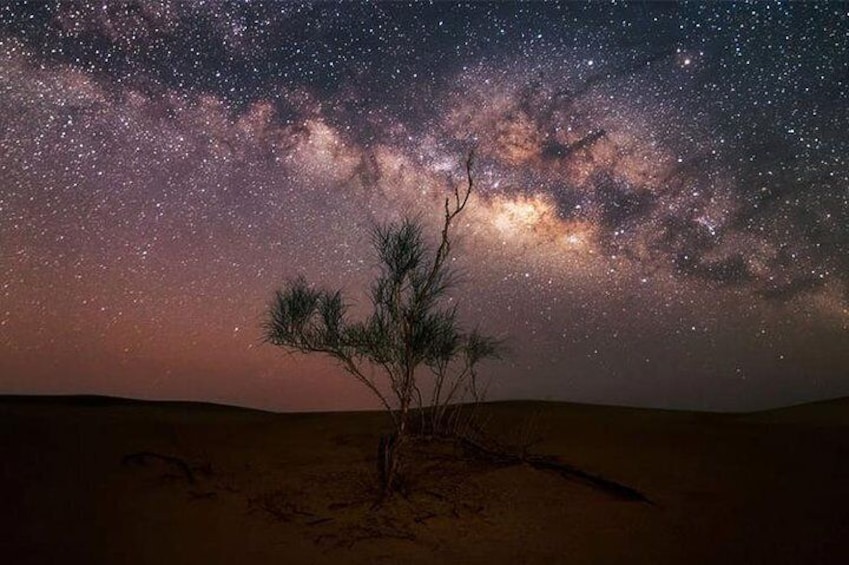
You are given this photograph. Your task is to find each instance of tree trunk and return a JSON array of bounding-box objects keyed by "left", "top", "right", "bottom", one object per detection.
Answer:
[
  {"left": 378, "top": 397, "right": 410, "bottom": 497},
  {"left": 377, "top": 432, "right": 398, "bottom": 496}
]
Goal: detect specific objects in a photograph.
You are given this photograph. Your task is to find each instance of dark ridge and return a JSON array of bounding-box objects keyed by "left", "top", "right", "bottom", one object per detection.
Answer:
[
  {"left": 1, "top": 393, "right": 847, "bottom": 417},
  {"left": 0, "top": 394, "right": 275, "bottom": 414},
  {"left": 0, "top": 394, "right": 147, "bottom": 407},
  {"left": 741, "top": 396, "right": 849, "bottom": 426}
]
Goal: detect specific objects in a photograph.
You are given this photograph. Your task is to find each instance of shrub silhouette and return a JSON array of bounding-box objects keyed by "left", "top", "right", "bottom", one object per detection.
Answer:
[{"left": 264, "top": 154, "right": 501, "bottom": 495}]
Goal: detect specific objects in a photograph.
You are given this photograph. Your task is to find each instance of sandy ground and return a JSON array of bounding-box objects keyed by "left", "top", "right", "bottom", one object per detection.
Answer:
[{"left": 1, "top": 395, "right": 847, "bottom": 564}]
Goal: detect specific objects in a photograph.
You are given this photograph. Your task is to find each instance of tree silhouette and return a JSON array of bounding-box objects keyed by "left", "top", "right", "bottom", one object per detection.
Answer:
[{"left": 264, "top": 154, "right": 501, "bottom": 495}]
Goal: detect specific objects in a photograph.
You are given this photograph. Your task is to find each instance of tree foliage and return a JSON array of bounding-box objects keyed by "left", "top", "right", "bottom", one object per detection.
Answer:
[{"left": 264, "top": 154, "right": 502, "bottom": 492}]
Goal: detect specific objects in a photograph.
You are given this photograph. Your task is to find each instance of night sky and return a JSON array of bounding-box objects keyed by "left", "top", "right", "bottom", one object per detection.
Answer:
[{"left": 1, "top": 1, "right": 847, "bottom": 412}]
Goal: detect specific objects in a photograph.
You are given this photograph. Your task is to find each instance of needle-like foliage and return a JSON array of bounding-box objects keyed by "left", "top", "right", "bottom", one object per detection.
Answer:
[{"left": 264, "top": 154, "right": 502, "bottom": 494}]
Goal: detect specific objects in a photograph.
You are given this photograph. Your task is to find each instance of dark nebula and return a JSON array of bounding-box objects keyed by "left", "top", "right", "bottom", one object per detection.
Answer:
[{"left": 1, "top": 1, "right": 847, "bottom": 411}]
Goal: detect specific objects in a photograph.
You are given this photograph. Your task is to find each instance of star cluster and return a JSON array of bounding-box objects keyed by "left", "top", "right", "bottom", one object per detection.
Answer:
[{"left": 1, "top": 2, "right": 847, "bottom": 411}]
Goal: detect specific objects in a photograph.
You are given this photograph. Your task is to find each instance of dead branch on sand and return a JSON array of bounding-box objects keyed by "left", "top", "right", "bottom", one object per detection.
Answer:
[
  {"left": 122, "top": 451, "right": 209, "bottom": 485},
  {"left": 457, "top": 436, "right": 652, "bottom": 504}
]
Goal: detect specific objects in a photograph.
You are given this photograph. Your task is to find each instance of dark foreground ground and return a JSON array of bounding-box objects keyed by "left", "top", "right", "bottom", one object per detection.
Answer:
[{"left": 1, "top": 395, "right": 848, "bottom": 564}]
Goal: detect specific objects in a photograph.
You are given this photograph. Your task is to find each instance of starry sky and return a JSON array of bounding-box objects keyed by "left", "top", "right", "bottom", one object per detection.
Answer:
[{"left": 1, "top": 1, "right": 847, "bottom": 412}]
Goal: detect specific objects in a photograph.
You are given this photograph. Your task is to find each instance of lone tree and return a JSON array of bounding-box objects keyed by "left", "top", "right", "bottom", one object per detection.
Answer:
[{"left": 264, "top": 154, "right": 501, "bottom": 495}]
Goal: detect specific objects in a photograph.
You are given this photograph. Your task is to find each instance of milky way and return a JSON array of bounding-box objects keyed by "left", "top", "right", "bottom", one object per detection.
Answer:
[{"left": 1, "top": 2, "right": 847, "bottom": 411}]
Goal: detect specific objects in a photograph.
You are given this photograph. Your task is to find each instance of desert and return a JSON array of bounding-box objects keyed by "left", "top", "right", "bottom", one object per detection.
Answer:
[{"left": 2, "top": 395, "right": 847, "bottom": 564}]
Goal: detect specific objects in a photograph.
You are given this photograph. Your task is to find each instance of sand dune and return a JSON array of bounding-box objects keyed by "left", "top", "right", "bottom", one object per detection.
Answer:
[{"left": 2, "top": 395, "right": 847, "bottom": 564}]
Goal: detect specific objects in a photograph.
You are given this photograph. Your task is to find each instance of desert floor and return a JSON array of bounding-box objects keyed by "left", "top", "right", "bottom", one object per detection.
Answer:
[{"left": 2, "top": 395, "right": 847, "bottom": 564}]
